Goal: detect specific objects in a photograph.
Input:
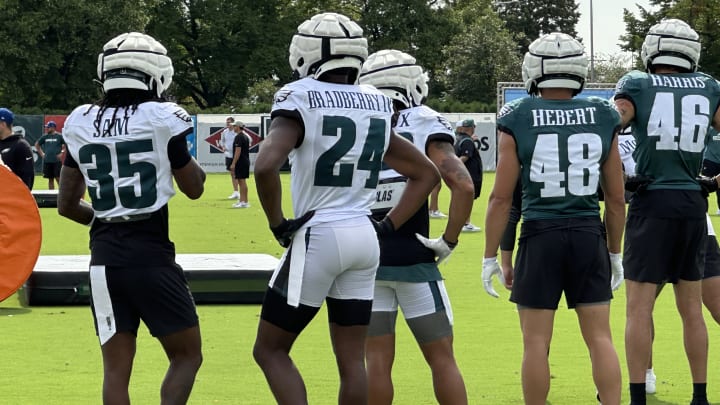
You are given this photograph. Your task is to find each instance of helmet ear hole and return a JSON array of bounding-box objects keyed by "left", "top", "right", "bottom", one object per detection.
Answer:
[{"left": 297, "top": 58, "right": 304, "bottom": 67}]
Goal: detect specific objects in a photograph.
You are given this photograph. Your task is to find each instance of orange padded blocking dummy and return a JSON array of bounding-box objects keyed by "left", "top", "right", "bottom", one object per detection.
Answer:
[{"left": 0, "top": 164, "right": 42, "bottom": 301}]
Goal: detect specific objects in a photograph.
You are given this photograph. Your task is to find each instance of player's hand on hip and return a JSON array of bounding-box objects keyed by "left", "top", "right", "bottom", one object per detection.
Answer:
[
  {"left": 415, "top": 233, "right": 457, "bottom": 265},
  {"left": 370, "top": 216, "right": 395, "bottom": 237},
  {"left": 609, "top": 252, "right": 624, "bottom": 291},
  {"left": 482, "top": 257, "right": 505, "bottom": 298},
  {"left": 697, "top": 175, "right": 719, "bottom": 197},
  {"left": 270, "top": 210, "right": 315, "bottom": 248},
  {"left": 624, "top": 174, "right": 653, "bottom": 193}
]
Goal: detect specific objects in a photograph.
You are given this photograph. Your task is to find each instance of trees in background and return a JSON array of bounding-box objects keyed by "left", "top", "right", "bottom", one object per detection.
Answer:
[
  {"left": 494, "top": 0, "right": 580, "bottom": 55},
  {"left": 621, "top": 0, "right": 720, "bottom": 78},
  {"left": 8, "top": 0, "right": 708, "bottom": 113},
  {"left": 441, "top": 1, "right": 520, "bottom": 105},
  {"left": 0, "top": 0, "right": 151, "bottom": 112},
  {"left": 146, "top": 0, "right": 297, "bottom": 110}
]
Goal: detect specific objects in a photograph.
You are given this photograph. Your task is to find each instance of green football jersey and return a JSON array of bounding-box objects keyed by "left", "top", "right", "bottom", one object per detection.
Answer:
[
  {"left": 703, "top": 127, "right": 720, "bottom": 164},
  {"left": 615, "top": 70, "right": 720, "bottom": 189},
  {"left": 497, "top": 96, "right": 620, "bottom": 221}
]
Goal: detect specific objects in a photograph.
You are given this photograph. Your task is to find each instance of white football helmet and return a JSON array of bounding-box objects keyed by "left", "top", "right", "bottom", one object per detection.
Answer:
[
  {"left": 522, "top": 32, "right": 588, "bottom": 96},
  {"left": 641, "top": 18, "right": 700, "bottom": 72},
  {"left": 97, "top": 32, "right": 174, "bottom": 97},
  {"left": 289, "top": 12, "right": 368, "bottom": 82},
  {"left": 359, "top": 49, "right": 429, "bottom": 108}
]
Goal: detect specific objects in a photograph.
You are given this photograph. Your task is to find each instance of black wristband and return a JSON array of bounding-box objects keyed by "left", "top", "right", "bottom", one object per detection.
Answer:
[{"left": 442, "top": 234, "right": 458, "bottom": 249}]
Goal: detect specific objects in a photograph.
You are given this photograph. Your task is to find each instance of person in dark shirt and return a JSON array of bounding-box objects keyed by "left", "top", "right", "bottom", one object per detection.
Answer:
[
  {"left": 229, "top": 121, "right": 251, "bottom": 208},
  {"left": 0, "top": 108, "right": 34, "bottom": 190},
  {"left": 454, "top": 119, "right": 483, "bottom": 231},
  {"left": 34, "top": 121, "right": 65, "bottom": 190}
]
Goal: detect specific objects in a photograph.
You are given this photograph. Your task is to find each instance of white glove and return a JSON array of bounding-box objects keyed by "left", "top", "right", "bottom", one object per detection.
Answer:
[
  {"left": 609, "top": 252, "right": 624, "bottom": 291},
  {"left": 416, "top": 233, "right": 456, "bottom": 264},
  {"left": 482, "top": 257, "right": 504, "bottom": 298}
]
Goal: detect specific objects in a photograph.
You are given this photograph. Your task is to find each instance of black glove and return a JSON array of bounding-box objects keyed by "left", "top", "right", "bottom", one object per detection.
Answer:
[
  {"left": 270, "top": 210, "right": 315, "bottom": 248},
  {"left": 697, "top": 176, "right": 719, "bottom": 197},
  {"left": 624, "top": 174, "right": 653, "bottom": 193},
  {"left": 371, "top": 216, "right": 395, "bottom": 237}
]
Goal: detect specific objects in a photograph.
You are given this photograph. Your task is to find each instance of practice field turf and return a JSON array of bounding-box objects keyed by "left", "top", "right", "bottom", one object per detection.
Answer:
[{"left": 1, "top": 173, "right": 719, "bottom": 404}]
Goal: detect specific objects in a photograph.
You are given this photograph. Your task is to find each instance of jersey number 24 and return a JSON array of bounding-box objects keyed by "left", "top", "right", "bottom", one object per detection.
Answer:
[{"left": 314, "top": 116, "right": 386, "bottom": 189}]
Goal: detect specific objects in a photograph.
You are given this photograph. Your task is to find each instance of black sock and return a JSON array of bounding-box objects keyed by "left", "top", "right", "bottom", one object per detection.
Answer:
[
  {"left": 629, "top": 383, "right": 646, "bottom": 404},
  {"left": 692, "top": 383, "right": 707, "bottom": 401}
]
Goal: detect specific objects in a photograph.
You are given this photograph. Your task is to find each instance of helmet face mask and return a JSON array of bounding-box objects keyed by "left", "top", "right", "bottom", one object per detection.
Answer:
[
  {"left": 521, "top": 32, "right": 588, "bottom": 96},
  {"left": 97, "top": 32, "right": 174, "bottom": 97},
  {"left": 641, "top": 19, "right": 701, "bottom": 73},
  {"left": 359, "top": 49, "right": 429, "bottom": 108},
  {"left": 289, "top": 12, "right": 368, "bottom": 82}
]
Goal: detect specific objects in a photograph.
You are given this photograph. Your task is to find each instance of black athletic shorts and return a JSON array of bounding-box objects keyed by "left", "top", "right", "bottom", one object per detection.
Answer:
[
  {"left": 623, "top": 215, "right": 706, "bottom": 283},
  {"left": 42, "top": 162, "right": 61, "bottom": 179},
  {"left": 510, "top": 217, "right": 612, "bottom": 309},
  {"left": 473, "top": 181, "right": 482, "bottom": 199},
  {"left": 701, "top": 159, "right": 720, "bottom": 178},
  {"left": 89, "top": 263, "right": 198, "bottom": 341},
  {"left": 234, "top": 160, "right": 250, "bottom": 180},
  {"left": 705, "top": 235, "right": 720, "bottom": 279}
]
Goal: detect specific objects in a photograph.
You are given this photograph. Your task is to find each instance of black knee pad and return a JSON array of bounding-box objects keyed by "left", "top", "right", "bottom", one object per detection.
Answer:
[
  {"left": 260, "top": 288, "right": 320, "bottom": 334},
  {"left": 326, "top": 297, "right": 372, "bottom": 326}
]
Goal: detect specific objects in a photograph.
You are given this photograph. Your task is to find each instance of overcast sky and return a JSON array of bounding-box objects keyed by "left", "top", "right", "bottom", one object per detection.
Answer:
[{"left": 576, "top": 0, "right": 654, "bottom": 56}]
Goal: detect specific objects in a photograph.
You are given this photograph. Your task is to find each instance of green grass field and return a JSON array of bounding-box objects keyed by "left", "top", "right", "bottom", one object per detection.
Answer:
[{"left": 1, "top": 172, "right": 719, "bottom": 404}]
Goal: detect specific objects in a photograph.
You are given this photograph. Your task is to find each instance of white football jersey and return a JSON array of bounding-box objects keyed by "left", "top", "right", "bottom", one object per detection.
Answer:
[
  {"left": 707, "top": 213, "right": 716, "bottom": 236},
  {"left": 617, "top": 132, "right": 636, "bottom": 175},
  {"left": 221, "top": 128, "right": 235, "bottom": 158},
  {"left": 371, "top": 105, "right": 454, "bottom": 211},
  {"left": 63, "top": 101, "right": 192, "bottom": 219},
  {"left": 271, "top": 77, "right": 393, "bottom": 224}
]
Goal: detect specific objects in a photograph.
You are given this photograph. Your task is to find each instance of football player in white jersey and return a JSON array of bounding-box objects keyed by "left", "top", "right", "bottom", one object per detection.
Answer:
[
  {"left": 252, "top": 13, "right": 440, "bottom": 405},
  {"left": 57, "top": 32, "right": 206, "bottom": 405},
  {"left": 358, "top": 49, "right": 473, "bottom": 405}
]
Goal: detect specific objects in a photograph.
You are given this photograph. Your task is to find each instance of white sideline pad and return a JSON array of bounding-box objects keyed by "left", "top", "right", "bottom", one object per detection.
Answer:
[
  {"left": 30, "top": 189, "right": 59, "bottom": 208},
  {"left": 33, "top": 253, "right": 279, "bottom": 272},
  {"left": 24, "top": 253, "right": 279, "bottom": 305},
  {"left": 31, "top": 189, "right": 59, "bottom": 196}
]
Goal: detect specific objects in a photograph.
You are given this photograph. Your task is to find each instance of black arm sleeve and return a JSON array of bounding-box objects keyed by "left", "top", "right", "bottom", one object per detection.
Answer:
[
  {"left": 63, "top": 150, "right": 79, "bottom": 168},
  {"left": 167, "top": 128, "right": 193, "bottom": 169},
  {"left": 270, "top": 109, "right": 305, "bottom": 148}
]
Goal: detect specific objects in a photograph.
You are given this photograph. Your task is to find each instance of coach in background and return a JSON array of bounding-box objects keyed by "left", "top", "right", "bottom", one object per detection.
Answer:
[
  {"left": 483, "top": 32, "right": 625, "bottom": 405},
  {"left": 221, "top": 116, "right": 240, "bottom": 199},
  {"left": 229, "top": 120, "right": 250, "bottom": 208},
  {"left": 58, "top": 32, "right": 206, "bottom": 405},
  {"left": 34, "top": 120, "right": 65, "bottom": 190},
  {"left": 0, "top": 108, "right": 34, "bottom": 190},
  {"left": 454, "top": 119, "right": 483, "bottom": 232}
]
